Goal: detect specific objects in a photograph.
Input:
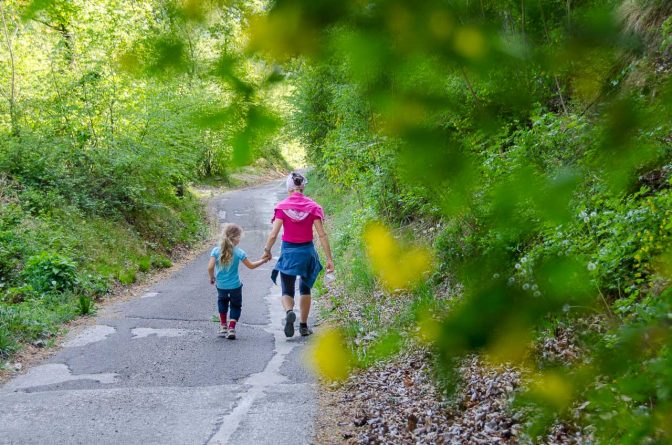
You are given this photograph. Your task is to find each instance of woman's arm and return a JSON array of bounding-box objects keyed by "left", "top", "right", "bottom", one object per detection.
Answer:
[
  {"left": 313, "top": 218, "right": 335, "bottom": 273},
  {"left": 207, "top": 257, "right": 216, "bottom": 285},
  {"left": 262, "top": 218, "right": 283, "bottom": 261},
  {"left": 242, "top": 258, "right": 268, "bottom": 269}
]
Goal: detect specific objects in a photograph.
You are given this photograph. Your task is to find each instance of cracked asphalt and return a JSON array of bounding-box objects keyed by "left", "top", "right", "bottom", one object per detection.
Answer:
[{"left": 0, "top": 179, "right": 317, "bottom": 445}]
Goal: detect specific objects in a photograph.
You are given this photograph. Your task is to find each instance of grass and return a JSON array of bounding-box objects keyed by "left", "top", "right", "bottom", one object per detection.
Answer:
[
  {"left": 310, "top": 173, "right": 458, "bottom": 371},
  {"left": 0, "top": 192, "right": 206, "bottom": 361},
  {"left": 77, "top": 295, "right": 94, "bottom": 316}
]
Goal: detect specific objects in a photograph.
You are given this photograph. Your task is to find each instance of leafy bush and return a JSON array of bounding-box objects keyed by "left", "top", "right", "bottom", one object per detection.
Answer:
[
  {"left": 0, "top": 285, "right": 35, "bottom": 304},
  {"left": 22, "top": 252, "right": 77, "bottom": 294}
]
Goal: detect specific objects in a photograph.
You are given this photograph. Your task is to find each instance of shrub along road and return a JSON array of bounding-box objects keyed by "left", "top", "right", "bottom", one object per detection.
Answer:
[{"left": 0, "top": 179, "right": 316, "bottom": 445}]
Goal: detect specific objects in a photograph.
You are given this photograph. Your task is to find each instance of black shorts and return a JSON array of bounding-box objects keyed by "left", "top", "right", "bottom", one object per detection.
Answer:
[{"left": 279, "top": 272, "right": 311, "bottom": 298}]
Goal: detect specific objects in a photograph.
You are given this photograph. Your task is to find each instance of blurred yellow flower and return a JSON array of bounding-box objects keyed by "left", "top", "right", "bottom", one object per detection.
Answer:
[
  {"left": 306, "top": 328, "right": 352, "bottom": 382},
  {"left": 364, "top": 222, "right": 434, "bottom": 291},
  {"left": 530, "top": 372, "right": 574, "bottom": 410},
  {"left": 246, "top": 6, "right": 316, "bottom": 60},
  {"left": 453, "top": 27, "right": 486, "bottom": 59},
  {"left": 653, "top": 251, "right": 672, "bottom": 279},
  {"left": 485, "top": 323, "right": 531, "bottom": 365}
]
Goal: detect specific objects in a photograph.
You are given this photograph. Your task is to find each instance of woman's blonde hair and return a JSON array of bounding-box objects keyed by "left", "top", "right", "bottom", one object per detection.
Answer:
[{"left": 219, "top": 223, "right": 242, "bottom": 266}]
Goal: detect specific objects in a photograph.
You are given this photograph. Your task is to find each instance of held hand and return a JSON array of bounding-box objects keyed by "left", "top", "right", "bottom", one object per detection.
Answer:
[
  {"left": 262, "top": 251, "right": 272, "bottom": 261},
  {"left": 210, "top": 277, "right": 215, "bottom": 285},
  {"left": 325, "top": 260, "right": 335, "bottom": 273}
]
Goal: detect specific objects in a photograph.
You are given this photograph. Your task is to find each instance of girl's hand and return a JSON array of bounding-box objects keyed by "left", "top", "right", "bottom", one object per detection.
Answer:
[
  {"left": 325, "top": 260, "right": 335, "bottom": 273},
  {"left": 210, "top": 277, "right": 215, "bottom": 285}
]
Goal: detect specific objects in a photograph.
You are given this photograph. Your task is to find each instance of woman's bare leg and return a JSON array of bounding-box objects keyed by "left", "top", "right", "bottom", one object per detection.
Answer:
[
  {"left": 282, "top": 295, "right": 294, "bottom": 312},
  {"left": 299, "top": 294, "right": 311, "bottom": 323}
]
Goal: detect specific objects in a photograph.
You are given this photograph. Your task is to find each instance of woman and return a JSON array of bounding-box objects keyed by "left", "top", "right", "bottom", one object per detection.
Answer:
[{"left": 262, "top": 172, "right": 335, "bottom": 337}]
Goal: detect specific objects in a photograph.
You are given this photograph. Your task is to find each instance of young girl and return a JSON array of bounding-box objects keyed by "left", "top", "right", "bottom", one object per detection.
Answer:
[{"left": 208, "top": 223, "right": 267, "bottom": 339}]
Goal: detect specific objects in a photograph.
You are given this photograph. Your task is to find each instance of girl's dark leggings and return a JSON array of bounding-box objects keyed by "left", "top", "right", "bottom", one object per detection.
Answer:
[{"left": 217, "top": 286, "right": 242, "bottom": 320}]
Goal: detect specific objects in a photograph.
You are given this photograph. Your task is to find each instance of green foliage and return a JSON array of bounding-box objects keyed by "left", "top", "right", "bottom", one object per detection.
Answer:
[
  {"left": 117, "top": 268, "right": 137, "bottom": 285},
  {"left": 0, "top": 0, "right": 278, "bottom": 362},
  {"left": 137, "top": 257, "right": 151, "bottom": 273},
  {"left": 22, "top": 252, "right": 77, "bottom": 294},
  {"left": 77, "top": 295, "right": 94, "bottom": 316},
  {"left": 151, "top": 255, "right": 173, "bottom": 269},
  {"left": 280, "top": 0, "right": 672, "bottom": 442}
]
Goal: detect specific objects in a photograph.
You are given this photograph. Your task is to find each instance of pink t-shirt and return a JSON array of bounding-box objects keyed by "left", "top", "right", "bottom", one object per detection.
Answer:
[{"left": 274, "top": 209, "right": 319, "bottom": 243}]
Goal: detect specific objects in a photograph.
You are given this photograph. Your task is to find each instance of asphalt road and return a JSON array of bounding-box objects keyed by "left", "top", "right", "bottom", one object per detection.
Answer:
[{"left": 0, "top": 179, "right": 317, "bottom": 445}]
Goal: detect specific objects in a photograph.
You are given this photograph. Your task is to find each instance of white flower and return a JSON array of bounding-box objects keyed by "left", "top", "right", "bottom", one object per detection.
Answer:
[
  {"left": 590, "top": 211, "right": 597, "bottom": 218},
  {"left": 587, "top": 262, "right": 597, "bottom": 271},
  {"left": 514, "top": 263, "right": 521, "bottom": 270},
  {"left": 532, "top": 284, "right": 539, "bottom": 291},
  {"left": 563, "top": 304, "right": 571, "bottom": 312},
  {"left": 523, "top": 283, "right": 530, "bottom": 290},
  {"left": 583, "top": 217, "right": 590, "bottom": 223},
  {"left": 493, "top": 273, "right": 500, "bottom": 279},
  {"left": 508, "top": 277, "right": 515, "bottom": 285},
  {"left": 534, "top": 291, "right": 541, "bottom": 297}
]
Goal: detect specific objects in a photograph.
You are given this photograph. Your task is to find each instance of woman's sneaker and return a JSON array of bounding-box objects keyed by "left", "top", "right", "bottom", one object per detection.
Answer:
[
  {"left": 299, "top": 325, "right": 313, "bottom": 337},
  {"left": 284, "top": 310, "right": 296, "bottom": 337},
  {"left": 218, "top": 326, "right": 227, "bottom": 336},
  {"left": 226, "top": 327, "right": 236, "bottom": 340}
]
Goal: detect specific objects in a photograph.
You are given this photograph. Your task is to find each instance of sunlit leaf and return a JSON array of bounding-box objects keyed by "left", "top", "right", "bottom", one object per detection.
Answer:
[{"left": 21, "top": 0, "right": 55, "bottom": 21}]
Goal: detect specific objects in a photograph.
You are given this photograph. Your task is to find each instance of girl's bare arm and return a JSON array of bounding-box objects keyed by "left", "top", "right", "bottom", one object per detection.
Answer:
[
  {"left": 207, "top": 257, "right": 216, "bottom": 284},
  {"left": 242, "top": 258, "right": 267, "bottom": 269}
]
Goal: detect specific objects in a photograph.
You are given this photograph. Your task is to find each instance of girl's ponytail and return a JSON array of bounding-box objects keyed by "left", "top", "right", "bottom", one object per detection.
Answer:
[{"left": 219, "top": 223, "right": 242, "bottom": 267}]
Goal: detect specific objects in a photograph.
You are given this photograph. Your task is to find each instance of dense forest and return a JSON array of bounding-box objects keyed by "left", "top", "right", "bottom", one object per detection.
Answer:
[{"left": 2, "top": 0, "right": 672, "bottom": 443}]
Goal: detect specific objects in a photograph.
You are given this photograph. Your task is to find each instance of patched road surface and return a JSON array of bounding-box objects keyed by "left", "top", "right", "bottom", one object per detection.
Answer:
[{"left": 0, "top": 180, "right": 317, "bottom": 445}]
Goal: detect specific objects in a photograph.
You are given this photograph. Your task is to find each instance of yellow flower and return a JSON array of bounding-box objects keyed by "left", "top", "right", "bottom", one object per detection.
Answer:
[
  {"left": 305, "top": 328, "right": 352, "bottom": 382},
  {"left": 364, "top": 222, "right": 434, "bottom": 291},
  {"left": 454, "top": 27, "right": 487, "bottom": 59},
  {"left": 530, "top": 372, "right": 574, "bottom": 410}
]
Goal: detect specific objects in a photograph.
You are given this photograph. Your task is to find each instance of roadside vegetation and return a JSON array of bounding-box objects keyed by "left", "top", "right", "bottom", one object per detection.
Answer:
[
  {"left": 0, "top": 0, "right": 285, "bottom": 362},
  {"left": 287, "top": 1, "right": 672, "bottom": 443}
]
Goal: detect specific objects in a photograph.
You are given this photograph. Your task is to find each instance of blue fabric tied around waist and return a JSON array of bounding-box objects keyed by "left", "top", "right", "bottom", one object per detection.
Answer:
[{"left": 271, "top": 241, "right": 323, "bottom": 288}]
